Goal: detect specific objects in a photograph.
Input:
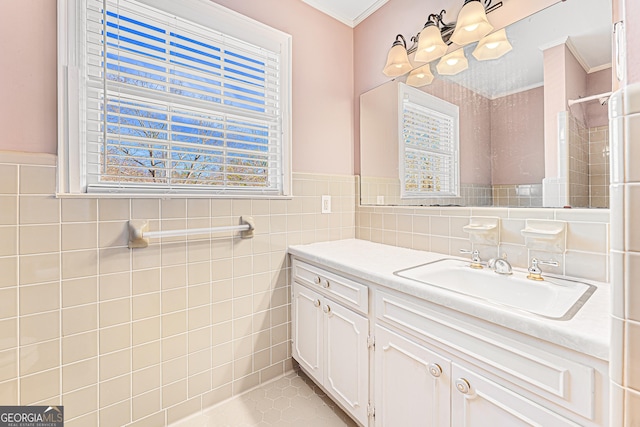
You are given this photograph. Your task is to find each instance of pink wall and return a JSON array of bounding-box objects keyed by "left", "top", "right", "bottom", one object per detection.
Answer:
[
  {"left": 211, "top": 0, "right": 354, "bottom": 175},
  {"left": 0, "top": 0, "right": 355, "bottom": 175},
  {"left": 1, "top": 0, "right": 636, "bottom": 174},
  {"left": 565, "top": 45, "right": 588, "bottom": 123},
  {"left": 422, "top": 79, "right": 492, "bottom": 185},
  {"left": 625, "top": 0, "right": 640, "bottom": 84},
  {"left": 490, "top": 86, "right": 545, "bottom": 185},
  {"left": 0, "top": 0, "right": 57, "bottom": 154},
  {"left": 543, "top": 44, "right": 586, "bottom": 179},
  {"left": 359, "top": 81, "right": 399, "bottom": 179},
  {"left": 585, "top": 68, "right": 612, "bottom": 128}
]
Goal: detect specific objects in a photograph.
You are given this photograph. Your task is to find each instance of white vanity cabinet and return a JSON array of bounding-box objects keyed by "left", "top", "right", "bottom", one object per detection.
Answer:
[
  {"left": 291, "top": 260, "right": 370, "bottom": 426},
  {"left": 374, "top": 290, "right": 608, "bottom": 427},
  {"left": 289, "top": 246, "right": 608, "bottom": 427}
]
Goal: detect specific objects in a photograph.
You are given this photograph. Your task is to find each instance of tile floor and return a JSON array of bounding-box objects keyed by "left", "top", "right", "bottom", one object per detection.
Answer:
[{"left": 171, "top": 369, "right": 359, "bottom": 426}]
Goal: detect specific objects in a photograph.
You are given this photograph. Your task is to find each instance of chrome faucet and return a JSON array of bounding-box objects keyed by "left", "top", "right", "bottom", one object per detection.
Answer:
[
  {"left": 459, "top": 249, "right": 483, "bottom": 269},
  {"left": 488, "top": 257, "right": 513, "bottom": 275},
  {"left": 527, "top": 258, "right": 559, "bottom": 281}
]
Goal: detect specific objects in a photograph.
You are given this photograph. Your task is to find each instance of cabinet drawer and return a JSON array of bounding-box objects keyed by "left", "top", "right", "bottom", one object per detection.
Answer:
[
  {"left": 375, "top": 291, "right": 595, "bottom": 420},
  {"left": 292, "top": 259, "right": 368, "bottom": 315}
]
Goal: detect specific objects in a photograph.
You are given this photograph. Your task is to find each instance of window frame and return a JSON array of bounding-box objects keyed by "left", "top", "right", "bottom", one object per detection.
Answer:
[{"left": 57, "top": 0, "right": 292, "bottom": 197}]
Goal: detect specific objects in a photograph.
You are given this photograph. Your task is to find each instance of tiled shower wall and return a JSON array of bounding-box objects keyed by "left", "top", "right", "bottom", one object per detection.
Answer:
[
  {"left": 0, "top": 151, "right": 355, "bottom": 426},
  {"left": 589, "top": 125, "right": 610, "bottom": 208},
  {"left": 566, "top": 114, "right": 610, "bottom": 209},
  {"left": 568, "top": 112, "right": 590, "bottom": 208},
  {"left": 491, "top": 183, "right": 543, "bottom": 208}
]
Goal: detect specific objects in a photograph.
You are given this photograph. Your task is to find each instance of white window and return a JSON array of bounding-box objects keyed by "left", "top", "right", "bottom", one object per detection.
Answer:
[
  {"left": 58, "top": 0, "right": 291, "bottom": 195},
  {"left": 399, "top": 85, "right": 459, "bottom": 198}
]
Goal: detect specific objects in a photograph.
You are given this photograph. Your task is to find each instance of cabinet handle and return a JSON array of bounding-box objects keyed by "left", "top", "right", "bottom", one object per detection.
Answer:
[
  {"left": 455, "top": 378, "right": 471, "bottom": 394},
  {"left": 314, "top": 276, "right": 321, "bottom": 285},
  {"left": 323, "top": 305, "right": 331, "bottom": 314},
  {"left": 314, "top": 299, "right": 321, "bottom": 307},
  {"left": 322, "top": 280, "right": 330, "bottom": 289},
  {"left": 428, "top": 363, "right": 442, "bottom": 378}
]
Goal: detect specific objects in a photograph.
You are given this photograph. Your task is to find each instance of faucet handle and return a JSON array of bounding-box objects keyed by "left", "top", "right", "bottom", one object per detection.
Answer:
[
  {"left": 537, "top": 259, "right": 559, "bottom": 267},
  {"left": 527, "top": 258, "right": 559, "bottom": 281},
  {"left": 460, "top": 249, "right": 483, "bottom": 269}
]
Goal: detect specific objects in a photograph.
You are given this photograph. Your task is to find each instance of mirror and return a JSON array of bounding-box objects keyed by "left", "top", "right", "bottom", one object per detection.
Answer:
[{"left": 360, "top": 0, "right": 612, "bottom": 208}]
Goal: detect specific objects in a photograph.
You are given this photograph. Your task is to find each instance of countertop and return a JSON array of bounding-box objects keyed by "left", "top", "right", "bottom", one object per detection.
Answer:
[{"left": 288, "top": 239, "right": 610, "bottom": 361}]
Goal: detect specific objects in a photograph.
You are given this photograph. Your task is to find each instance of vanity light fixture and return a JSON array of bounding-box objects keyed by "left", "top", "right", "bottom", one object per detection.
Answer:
[
  {"left": 382, "top": 0, "right": 503, "bottom": 77},
  {"left": 449, "top": 0, "right": 494, "bottom": 46},
  {"left": 472, "top": 28, "right": 512, "bottom": 60},
  {"left": 406, "top": 64, "right": 435, "bottom": 87},
  {"left": 383, "top": 35, "right": 413, "bottom": 77},
  {"left": 414, "top": 12, "right": 449, "bottom": 63},
  {"left": 436, "top": 49, "right": 469, "bottom": 75}
]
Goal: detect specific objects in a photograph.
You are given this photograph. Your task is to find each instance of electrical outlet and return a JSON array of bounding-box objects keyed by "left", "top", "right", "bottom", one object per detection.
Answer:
[
  {"left": 377, "top": 195, "right": 385, "bottom": 205},
  {"left": 321, "top": 195, "right": 331, "bottom": 213}
]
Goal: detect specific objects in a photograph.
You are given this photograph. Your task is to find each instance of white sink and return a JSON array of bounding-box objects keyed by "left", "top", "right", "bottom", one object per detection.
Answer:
[{"left": 394, "top": 258, "right": 596, "bottom": 320}]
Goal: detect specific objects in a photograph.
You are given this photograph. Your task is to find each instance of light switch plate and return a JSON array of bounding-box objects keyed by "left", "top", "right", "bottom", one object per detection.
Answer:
[{"left": 321, "top": 195, "right": 331, "bottom": 213}]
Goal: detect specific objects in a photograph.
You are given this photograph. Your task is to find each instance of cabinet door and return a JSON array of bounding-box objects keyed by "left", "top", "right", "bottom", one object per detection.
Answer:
[
  {"left": 451, "top": 364, "right": 580, "bottom": 427},
  {"left": 324, "top": 299, "right": 369, "bottom": 426},
  {"left": 374, "top": 325, "right": 451, "bottom": 427},
  {"left": 292, "top": 283, "right": 324, "bottom": 384}
]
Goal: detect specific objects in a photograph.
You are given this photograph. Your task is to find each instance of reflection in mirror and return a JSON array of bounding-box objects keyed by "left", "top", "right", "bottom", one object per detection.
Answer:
[{"left": 360, "top": 0, "right": 612, "bottom": 208}]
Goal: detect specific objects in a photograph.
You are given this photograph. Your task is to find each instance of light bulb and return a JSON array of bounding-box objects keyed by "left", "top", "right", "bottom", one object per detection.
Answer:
[
  {"left": 464, "top": 23, "right": 479, "bottom": 32},
  {"left": 486, "top": 41, "right": 500, "bottom": 49},
  {"left": 425, "top": 45, "right": 437, "bottom": 53},
  {"left": 416, "top": 73, "right": 425, "bottom": 78},
  {"left": 446, "top": 58, "right": 459, "bottom": 66}
]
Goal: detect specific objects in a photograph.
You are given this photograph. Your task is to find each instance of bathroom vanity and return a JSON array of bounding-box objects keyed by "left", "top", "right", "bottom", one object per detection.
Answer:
[{"left": 289, "top": 239, "right": 609, "bottom": 427}]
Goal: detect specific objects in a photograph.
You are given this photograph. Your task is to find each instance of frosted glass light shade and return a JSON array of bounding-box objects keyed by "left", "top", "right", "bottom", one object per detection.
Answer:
[
  {"left": 406, "top": 65, "right": 435, "bottom": 87},
  {"left": 449, "top": 0, "right": 493, "bottom": 46},
  {"left": 472, "top": 29, "right": 512, "bottom": 60},
  {"left": 383, "top": 43, "right": 412, "bottom": 77},
  {"left": 436, "top": 49, "right": 468, "bottom": 75},
  {"left": 415, "top": 24, "right": 448, "bottom": 63}
]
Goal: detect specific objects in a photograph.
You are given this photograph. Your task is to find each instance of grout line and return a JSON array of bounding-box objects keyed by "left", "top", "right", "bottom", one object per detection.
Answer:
[{"left": 15, "top": 166, "right": 21, "bottom": 405}]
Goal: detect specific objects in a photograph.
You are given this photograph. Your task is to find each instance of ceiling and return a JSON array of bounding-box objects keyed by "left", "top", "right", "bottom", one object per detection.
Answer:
[
  {"left": 301, "top": 0, "right": 388, "bottom": 27},
  {"left": 442, "top": 0, "right": 612, "bottom": 99}
]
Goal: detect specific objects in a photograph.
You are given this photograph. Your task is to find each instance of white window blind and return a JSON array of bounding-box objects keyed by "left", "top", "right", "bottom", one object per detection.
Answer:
[
  {"left": 64, "top": 0, "right": 290, "bottom": 195},
  {"left": 399, "top": 86, "right": 459, "bottom": 198}
]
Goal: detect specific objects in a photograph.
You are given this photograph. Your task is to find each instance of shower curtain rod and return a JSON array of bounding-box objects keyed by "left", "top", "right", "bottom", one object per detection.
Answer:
[
  {"left": 567, "top": 91, "right": 613, "bottom": 106},
  {"left": 128, "top": 216, "right": 255, "bottom": 248}
]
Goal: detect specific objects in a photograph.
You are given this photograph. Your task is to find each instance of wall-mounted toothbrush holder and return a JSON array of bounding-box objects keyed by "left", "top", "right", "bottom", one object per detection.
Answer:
[
  {"left": 520, "top": 219, "right": 566, "bottom": 253},
  {"left": 462, "top": 216, "right": 500, "bottom": 245}
]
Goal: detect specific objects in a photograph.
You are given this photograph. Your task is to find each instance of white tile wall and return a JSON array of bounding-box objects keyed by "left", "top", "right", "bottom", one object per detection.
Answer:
[
  {"left": 609, "top": 82, "right": 640, "bottom": 426},
  {"left": 356, "top": 204, "right": 610, "bottom": 282},
  {"left": 0, "top": 151, "right": 355, "bottom": 426},
  {"left": 0, "top": 147, "right": 615, "bottom": 425}
]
